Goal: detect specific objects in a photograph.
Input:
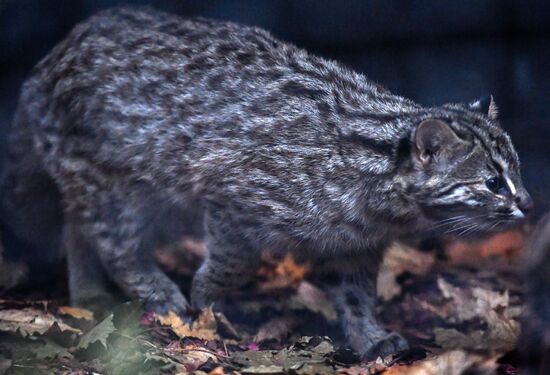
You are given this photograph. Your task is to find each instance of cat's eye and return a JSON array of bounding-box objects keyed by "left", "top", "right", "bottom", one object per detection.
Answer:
[{"left": 485, "top": 177, "right": 507, "bottom": 195}]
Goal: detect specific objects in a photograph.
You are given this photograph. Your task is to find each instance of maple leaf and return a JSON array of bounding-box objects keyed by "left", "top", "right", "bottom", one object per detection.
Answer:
[
  {"left": 77, "top": 314, "right": 116, "bottom": 350},
  {"left": 156, "top": 307, "right": 219, "bottom": 341},
  {"left": 34, "top": 338, "right": 73, "bottom": 360},
  {"left": 257, "top": 253, "right": 309, "bottom": 292}
]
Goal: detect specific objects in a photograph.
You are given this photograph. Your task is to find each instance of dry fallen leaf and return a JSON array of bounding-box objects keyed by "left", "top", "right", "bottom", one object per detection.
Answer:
[
  {"left": 437, "top": 277, "right": 513, "bottom": 322},
  {"left": 384, "top": 350, "right": 498, "bottom": 375},
  {"left": 0, "top": 308, "right": 80, "bottom": 337},
  {"left": 434, "top": 312, "right": 519, "bottom": 353},
  {"left": 378, "top": 243, "right": 436, "bottom": 301},
  {"left": 214, "top": 311, "right": 240, "bottom": 339},
  {"left": 446, "top": 231, "right": 525, "bottom": 265},
  {"left": 434, "top": 277, "right": 520, "bottom": 352},
  {"left": 181, "top": 237, "right": 207, "bottom": 258},
  {"left": 434, "top": 328, "right": 485, "bottom": 351},
  {"left": 287, "top": 281, "right": 337, "bottom": 321},
  {"left": 181, "top": 348, "right": 218, "bottom": 372},
  {"left": 77, "top": 313, "right": 115, "bottom": 350},
  {"left": 296, "top": 362, "right": 339, "bottom": 375},
  {"left": 233, "top": 337, "right": 335, "bottom": 373},
  {"left": 436, "top": 277, "right": 479, "bottom": 322},
  {"left": 378, "top": 268, "right": 402, "bottom": 303},
  {"left": 58, "top": 306, "right": 94, "bottom": 321},
  {"left": 338, "top": 357, "right": 387, "bottom": 374},
  {"left": 484, "top": 308, "right": 520, "bottom": 351},
  {"left": 277, "top": 253, "right": 309, "bottom": 282},
  {"left": 241, "top": 364, "right": 285, "bottom": 374},
  {"left": 155, "top": 237, "right": 205, "bottom": 277},
  {"left": 254, "top": 315, "right": 299, "bottom": 343},
  {"left": 156, "top": 307, "right": 218, "bottom": 341},
  {"left": 257, "top": 253, "right": 309, "bottom": 292},
  {"left": 339, "top": 366, "right": 371, "bottom": 375},
  {"left": 471, "top": 287, "right": 510, "bottom": 314},
  {"left": 208, "top": 367, "right": 225, "bottom": 375}
]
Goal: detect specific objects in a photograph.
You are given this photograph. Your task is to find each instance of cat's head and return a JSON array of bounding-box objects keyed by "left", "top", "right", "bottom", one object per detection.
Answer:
[{"left": 406, "top": 96, "right": 532, "bottom": 237}]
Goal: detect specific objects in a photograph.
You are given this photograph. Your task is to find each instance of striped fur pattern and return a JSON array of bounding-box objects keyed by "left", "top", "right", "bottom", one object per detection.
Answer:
[{"left": 1, "top": 7, "right": 532, "bottom": 359}]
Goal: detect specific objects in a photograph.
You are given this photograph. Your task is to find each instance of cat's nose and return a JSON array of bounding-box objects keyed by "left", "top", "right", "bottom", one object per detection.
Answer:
[{"left": 515, "top": 190, "right": 534, "bottom": 214}]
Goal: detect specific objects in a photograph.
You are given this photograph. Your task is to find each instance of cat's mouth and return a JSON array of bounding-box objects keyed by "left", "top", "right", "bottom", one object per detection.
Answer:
[{"left": 489, "top": 212, "right": 528, "bottom": 230}]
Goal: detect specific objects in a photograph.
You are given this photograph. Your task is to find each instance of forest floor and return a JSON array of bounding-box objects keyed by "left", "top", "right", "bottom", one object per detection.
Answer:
[{"left": 0, "top": 231, "right": 526, "bottom": 375}]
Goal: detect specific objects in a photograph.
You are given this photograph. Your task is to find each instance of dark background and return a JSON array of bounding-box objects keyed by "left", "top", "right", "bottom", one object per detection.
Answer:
[{"left": 0, "top": 0, "right": 549, "bottom": 215}]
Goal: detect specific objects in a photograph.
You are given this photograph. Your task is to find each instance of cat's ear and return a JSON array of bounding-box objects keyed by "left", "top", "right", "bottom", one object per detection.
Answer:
[
  {"left": 469, "top": 95, "right": 498, "bottom": 119},
  {"left": 414, "top": 119, "right": 463, "bottom": 166}
]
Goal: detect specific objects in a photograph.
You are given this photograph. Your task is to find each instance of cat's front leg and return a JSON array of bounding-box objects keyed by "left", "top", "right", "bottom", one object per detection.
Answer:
[
  {"left": 315, "top": 253, "right": 409, "bottom": 360},
  {"left": 191, "top": 210, "right": 261, "bottom": 312}
]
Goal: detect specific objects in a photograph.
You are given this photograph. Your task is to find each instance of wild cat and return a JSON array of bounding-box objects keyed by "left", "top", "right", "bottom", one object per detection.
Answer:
[{"left": 0, "top": 7, "right": 532, "bottom": 359}]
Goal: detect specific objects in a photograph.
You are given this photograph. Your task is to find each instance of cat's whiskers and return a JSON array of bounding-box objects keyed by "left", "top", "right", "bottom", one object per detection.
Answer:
[
  {"left": 487, "top": 220, "right": 503, "bottom": 232},
  {"left": 432, "top": 213, "right": 486, "bottom": 229},
  {"left": 441, "top": 214, "right": 488, "bottom": 234},
  {"left": 431, "top": 216, "right": 468, "bottom": 230},
  {"left": 445, "top": 221, "right": 478, "bottom": 234},
  {"left": 458, "top": 223, "right": 480, "bottom": 237},
  {"left": 436, "top": 215, "right": 467, "bottom": 223}
]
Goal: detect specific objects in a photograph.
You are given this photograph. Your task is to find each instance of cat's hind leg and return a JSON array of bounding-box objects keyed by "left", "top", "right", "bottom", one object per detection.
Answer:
[
  {"left": 63, "top": 217, "right": 119, "bottom": 313},
  {"left": 59, "top": 175, "right": 191, "bottom": 318}
]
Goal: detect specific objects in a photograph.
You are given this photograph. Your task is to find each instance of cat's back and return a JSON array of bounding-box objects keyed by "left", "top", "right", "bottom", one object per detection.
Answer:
[
  {"left": 20, "top": 6, "right": 390, "bottom": 188},
  {"left": 32, "top": 6, "right": 275, "bottom": 79},
  {"left": 21, "top": 7, "right": 302, "bottom": 171},
  {"left": 26, "top": 6, "right": 281, "bottom": 119},
  {"left": 27, "top": 5, "right": 291, "bottom": 112}
]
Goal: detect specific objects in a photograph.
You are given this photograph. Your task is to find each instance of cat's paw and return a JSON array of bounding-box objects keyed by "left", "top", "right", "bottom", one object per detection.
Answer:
[
  {"left": 363, "top": 332, "right": 409, "bottom": 361},
  {"left": 144, "top": 291, "right": 193, "bottom": 323},
  {"left": 144, "top": 300, "right": 193, "bottom": 323}
]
